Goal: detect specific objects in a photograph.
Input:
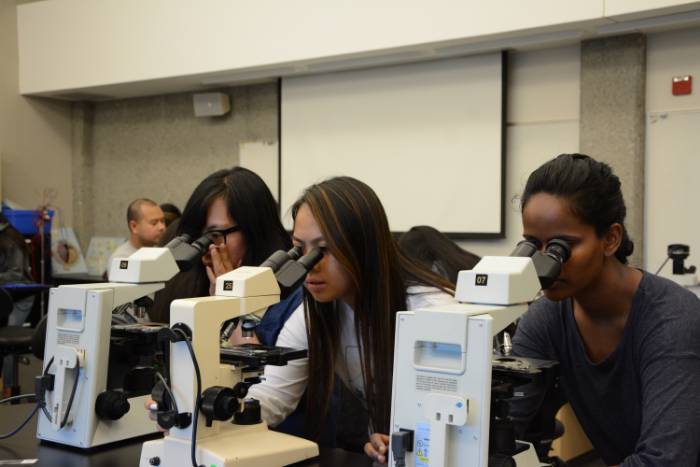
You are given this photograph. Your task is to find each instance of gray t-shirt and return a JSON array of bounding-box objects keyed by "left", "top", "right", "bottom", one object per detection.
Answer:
[{"left": 513, "top": 271, "right": 700, "bottom": 466}]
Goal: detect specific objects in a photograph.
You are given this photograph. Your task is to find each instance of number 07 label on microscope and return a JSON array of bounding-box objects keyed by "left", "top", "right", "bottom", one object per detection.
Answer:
[
  {"left": 415, "top": 422, "right": 430, "bottom": 467},
  {"left": 475, "top": 274, "right": 488, "bottom": 286}
]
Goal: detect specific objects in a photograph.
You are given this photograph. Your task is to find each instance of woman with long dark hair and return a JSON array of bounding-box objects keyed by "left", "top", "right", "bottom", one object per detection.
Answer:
[
  {"left": 151, "top": 167, "right": 296, "bottom": 334},
  {"left": 248, "top": 176, "right": 455, "bottom": 462},
  {"left": 513, "top": 154, "right": 700, "bottom": 466}
]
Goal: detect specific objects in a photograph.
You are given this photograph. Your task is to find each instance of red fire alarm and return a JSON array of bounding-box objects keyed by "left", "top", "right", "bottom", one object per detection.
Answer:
[{"left": 672, "top": 75, "right": 692, "bottom": 95}]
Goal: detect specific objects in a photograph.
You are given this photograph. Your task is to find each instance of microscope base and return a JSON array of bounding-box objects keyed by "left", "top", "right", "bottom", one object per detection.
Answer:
[{"left": 139, "top": 422, "right": 319, "bottom": 467}]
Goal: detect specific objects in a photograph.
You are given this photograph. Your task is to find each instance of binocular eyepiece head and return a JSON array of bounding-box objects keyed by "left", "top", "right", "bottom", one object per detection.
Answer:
[
  {"left": 510, "top": 238, "right": 571, "bottom": 264},
  {"left": 165, "top": 233, "right": 214, "bottom": 272},
  {"left": 544, "top": 238, "right": 571, "bottom": 264},
  {"left": 510, "top": 238, "right": 571, "bottom": 289}
]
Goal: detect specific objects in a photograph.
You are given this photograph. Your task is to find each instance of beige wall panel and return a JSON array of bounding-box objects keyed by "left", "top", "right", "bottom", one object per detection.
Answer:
[
  {"left": 76, "top": 83, "right": 277, "bottom": 243},
  {"left": 0, "top": 1, "right": 72, "bottom": 224}
]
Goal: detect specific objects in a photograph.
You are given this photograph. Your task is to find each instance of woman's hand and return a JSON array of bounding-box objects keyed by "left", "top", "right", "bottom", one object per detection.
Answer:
[
  {"left": 143, "top": 398, "right": 169, "bottom": 434},
  {"left": 364, "top": 433, "right": 390, "bottom": 464},
  {"left": 205, "top": 244, "right": 241, "bottom": 295}
]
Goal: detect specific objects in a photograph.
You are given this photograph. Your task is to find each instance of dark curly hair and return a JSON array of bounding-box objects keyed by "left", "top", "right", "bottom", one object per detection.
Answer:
[{"left": 521, "top": 153, "right": 634, "bottom": 264}]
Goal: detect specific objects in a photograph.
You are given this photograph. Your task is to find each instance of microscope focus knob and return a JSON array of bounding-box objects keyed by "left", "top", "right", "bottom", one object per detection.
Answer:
[
  {"left": 233, "top": 398, "right": 262, "bottom": 425},
  {"left": 201, "top": 386, "right": 238, "bottom": 427},
  {"left": 95, "top": 390, "right": 130, "bottom": 420}
]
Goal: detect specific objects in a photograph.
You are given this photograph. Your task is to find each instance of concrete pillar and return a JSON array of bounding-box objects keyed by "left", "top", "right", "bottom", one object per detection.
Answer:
[
  {"left": 71, "top": 102, "right": 95, "bottom": 250},
  {"left": 580, "top": 34, "right": 646, "bottom": 267}
]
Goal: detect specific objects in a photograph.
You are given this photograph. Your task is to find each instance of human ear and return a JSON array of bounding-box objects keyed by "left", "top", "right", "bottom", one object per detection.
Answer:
[{"left": 603, "top": 223, "right": 623, "bottom": 257}]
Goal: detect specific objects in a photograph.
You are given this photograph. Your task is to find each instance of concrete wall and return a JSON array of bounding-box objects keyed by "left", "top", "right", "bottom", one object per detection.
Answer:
[
  {"left": 72, "top": 45, "right": 582, "bottom": 256},
  {"left": 580, "top": 34, "right": 646, "bottom": 268},
  {"left": 644, "top": 27, "right": 700, "bottom": 274},
  {"left": 0, "top": 1, "right": 73, "bottom": 225},
  {"left": 73, "top": 83, "right": 278, "bottom": 244},
  {"left": 459, "top": 45, "right": 581, "bottom": 257},
  {"left": 647, "top": 27, "right": 700, "bottom": 112}
]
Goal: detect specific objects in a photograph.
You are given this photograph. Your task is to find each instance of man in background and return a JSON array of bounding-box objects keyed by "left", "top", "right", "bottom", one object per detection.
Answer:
[
  {"left": 159, "top": 203, "right": 181, "bottom": 228},
  {"left": 106, "top": 198, "right": 165, "bottom": 276}
]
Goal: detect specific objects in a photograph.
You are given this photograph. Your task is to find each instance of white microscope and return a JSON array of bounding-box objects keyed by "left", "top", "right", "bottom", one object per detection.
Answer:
[
  {"left": 36, "top": 234, "right": 212, "bottom": 448},
  {"left": 139, "top": 247, "right": 322, "bottom": 467},
  {"left": 389, "top": 239, "right": 571, "bottom": 467}
]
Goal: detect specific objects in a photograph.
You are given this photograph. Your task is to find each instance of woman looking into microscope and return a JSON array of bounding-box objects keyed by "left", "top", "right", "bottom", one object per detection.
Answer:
[
  {"left": 512, "top": 154, "right": 700, "bottom": 467},
  {"left": 150, "top": 166, "right": 301, "bottom": 345},
  {"left": 247, "top": 176, "right": 456, "bottom": 463},
  {"left": 149, "top": 174, "right": 455, "bottom": 462}
]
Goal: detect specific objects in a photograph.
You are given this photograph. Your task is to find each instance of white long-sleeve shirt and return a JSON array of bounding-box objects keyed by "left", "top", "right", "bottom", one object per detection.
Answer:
[{"left": 248, "top": 285, "right": 457, "bottom": 427}]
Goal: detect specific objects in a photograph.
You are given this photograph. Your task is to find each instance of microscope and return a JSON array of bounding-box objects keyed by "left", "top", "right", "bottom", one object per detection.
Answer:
[
  {"left": 139, "top": 247, "right": 322, "bottom": 467},
  {"left": 36, "top": 234, "right": 212, "bottom": 448},
  {"left": 665, "top": 244, "right": 697, "bottom": 287},
  {"left": 389, "top": 239, "right": 570, "bottom": 467}
]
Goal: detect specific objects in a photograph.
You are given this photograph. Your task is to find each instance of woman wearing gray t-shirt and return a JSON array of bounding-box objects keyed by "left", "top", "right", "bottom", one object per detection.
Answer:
[{"left": 513, "top": 154, "right": 700, "bottom": 467}]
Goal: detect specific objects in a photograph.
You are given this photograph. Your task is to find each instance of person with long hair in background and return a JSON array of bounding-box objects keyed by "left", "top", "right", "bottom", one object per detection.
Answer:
[
  {"left": 398, "top": 225, "right": 481, "bottom": 283},
  {"left": 512, "top": 154, "right": 700, "bottom": 467},
  {"left": 248, "top": 176, "right": 456, "bottom": 463}
]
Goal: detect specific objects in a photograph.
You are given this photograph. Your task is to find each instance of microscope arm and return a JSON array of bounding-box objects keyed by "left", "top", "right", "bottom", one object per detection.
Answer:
[{"left": 47, "top": 345, "right": 82, "bottom": 430}]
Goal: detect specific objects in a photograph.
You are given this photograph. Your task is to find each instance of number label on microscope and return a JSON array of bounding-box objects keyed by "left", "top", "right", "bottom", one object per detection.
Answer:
[
  {"left": 475, "top": 274, "right": 488, "bottom": 286},
  {"left": 223, "top": 280, "right": 234, "bottom": 291},
  {"left": 119, "top": 260, "right": 129, "bottom": 269}
]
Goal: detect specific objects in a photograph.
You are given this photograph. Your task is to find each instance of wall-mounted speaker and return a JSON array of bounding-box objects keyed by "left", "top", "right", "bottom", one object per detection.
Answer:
[{"left": 193, "top": 92, "right": 231, "bottom": 117}]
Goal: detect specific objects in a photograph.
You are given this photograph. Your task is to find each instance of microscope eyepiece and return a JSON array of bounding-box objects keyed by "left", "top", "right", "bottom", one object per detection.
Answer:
[
  {"left": 271, "top": 247, "right": 324, "bottom": 292},
  {"left": 166, "top": 234, "right": 213, "bottom": 272},
  {"left": 164, "top": 234, "right": 192, "bottom": 250},
  {"left": 298, "top": 248, "right": 323, "bottom": 271},
  {"left": 511, "top": 237, "right": 571, "bottom": 290},
  {"left": 510, "top": 240, "right": 538, "bottom": 258},
  {"left": 260, "top": 246, "right": 306, "bottom": 273},
  {"left": 288, "top": 246, "right": 303, "bottom": 261},
  {"left": 544, "top": 238, "right": 571, "bottom": 264},
  {"left": 190, "top": 234, "right": 213, "bottom": 253}
]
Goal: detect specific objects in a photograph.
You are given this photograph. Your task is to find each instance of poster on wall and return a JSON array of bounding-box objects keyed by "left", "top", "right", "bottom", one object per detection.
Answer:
[
  {"left": 51, "top": 227, "right": 88, "bottom": 275},
  {"left": 86, "top": 236, "right": 125, "bottom": 276}
]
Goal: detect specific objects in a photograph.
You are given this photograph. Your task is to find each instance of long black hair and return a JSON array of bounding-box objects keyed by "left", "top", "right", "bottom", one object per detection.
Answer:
[
  {"left": 177, "top": 167, "right": 290, "bottom": 266},
  {"left": 398, "top": 225, "right": 481, "bottom": 283},
  {"left": 291, "top": 177, "right": 454, "bottom": 439},
  {"left": 151, "top": 167, "right": 290, "bottom": 322},
  {"left": 521, "top": 153, "right": 634, "bottom": 263}
]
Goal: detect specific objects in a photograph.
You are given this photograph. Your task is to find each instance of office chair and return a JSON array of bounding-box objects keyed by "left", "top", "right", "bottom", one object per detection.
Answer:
[{"left": 0, "top": 287, "right": 42, "bottom": 399}]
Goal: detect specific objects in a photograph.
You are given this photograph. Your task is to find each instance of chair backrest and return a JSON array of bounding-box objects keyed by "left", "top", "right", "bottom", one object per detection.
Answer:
[
  {"left": 32, "top": 314, "right": 48, "bottom": 360},
  {"left": 0, "top": 287, "right": 13, "bottom": 327}
]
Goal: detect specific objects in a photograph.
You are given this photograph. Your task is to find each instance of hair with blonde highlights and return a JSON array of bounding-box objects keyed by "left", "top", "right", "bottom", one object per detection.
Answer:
[{"left": 292, "top": 176, "right": 453, "bottom": 438}]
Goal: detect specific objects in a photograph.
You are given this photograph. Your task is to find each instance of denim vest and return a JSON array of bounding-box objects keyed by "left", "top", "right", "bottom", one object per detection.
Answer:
[{"left": 256, "top": 287, "right": 303, "bottom": 347}]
